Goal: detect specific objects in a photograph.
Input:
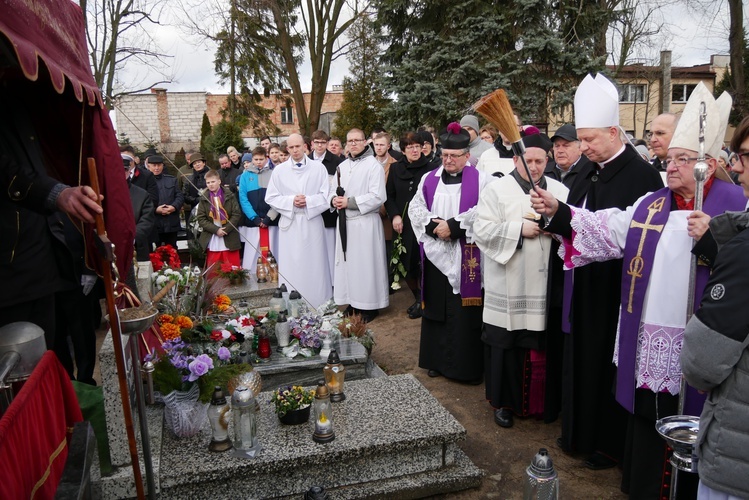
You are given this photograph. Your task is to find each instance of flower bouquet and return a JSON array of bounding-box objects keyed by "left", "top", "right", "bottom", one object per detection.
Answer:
[
  {"left": 282, "top": 314, "right": 324, "bottom": 358},
  {"left": 389, "top": 204, "right": 408, "bottom": 290},
  {"left": 270, "top": 385, "right": 315, "bottom": 424},
  {"left": 336, "top": 313, "right": 376, "bottom": 352},
  {"left": 151, "top": 337, "right": 251, "bottom": 437},
  {"left": 216, "top": 262, "right": 250, "bottom": 285},
  {"left": 150, "top": 244, "right": 181, "bottom": 272}
]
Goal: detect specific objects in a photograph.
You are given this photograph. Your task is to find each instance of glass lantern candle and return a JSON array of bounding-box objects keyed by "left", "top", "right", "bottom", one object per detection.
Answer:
[
  {"left": 269, "top": 288, "right": 286, "bottom": 315},
  {"left": 257, "top": 331, "right": 272, "bottom": 359},
  {"left": 312, "top": 381, "right": 335, "bottom": 443},
  {"left": 232, "top": 386, "right": 261, "bottom": 458},
  {"left": 323, "top": 349, "right": 346, "bottom": 402},
  {"left": 288, "top": 290, "right": 303, "bottom": 318},
  {"left": 256, "top": 257, "right": 268, "bottom": 283},
  {"left": 207, "top": 386, "right": 232, "bottom": 452},
  {"left": 275, "top": 312, "right": 290, "bottom": 348},
  {"left": 267, "top": 252, "right": 278, "bottom": 283}
]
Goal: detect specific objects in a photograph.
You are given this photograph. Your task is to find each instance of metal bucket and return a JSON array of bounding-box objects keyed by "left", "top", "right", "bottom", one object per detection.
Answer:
[{"left": 0, "top": 322, "right": 46, "bottom": 382}]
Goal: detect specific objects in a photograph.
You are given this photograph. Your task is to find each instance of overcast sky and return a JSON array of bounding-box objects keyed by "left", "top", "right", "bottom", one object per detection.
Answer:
[{"left": 112, "top": 1, "right": 745, "bottom": 125}]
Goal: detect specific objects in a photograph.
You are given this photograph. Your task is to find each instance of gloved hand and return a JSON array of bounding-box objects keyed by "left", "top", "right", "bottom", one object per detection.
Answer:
[{"left": 81, "top": 274, "right": 98, "bottom": 296}]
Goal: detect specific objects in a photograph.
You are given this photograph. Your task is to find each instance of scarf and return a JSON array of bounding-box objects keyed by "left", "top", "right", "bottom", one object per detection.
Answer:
[{"left": 209, "top": 189, "right": 228, "bottom": 223}]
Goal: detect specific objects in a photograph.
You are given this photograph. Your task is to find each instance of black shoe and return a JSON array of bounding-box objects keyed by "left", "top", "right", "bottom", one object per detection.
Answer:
[
  {"left": 584, "top": 452, "right": 617, "bottom": 470},
  {"left": 427, "top": 369, "right": 440, "bottom": 378},
  {"left": 494, "top": 409, "right": 514, "bottom": 428},
  {"left": 408, "top": 304, "right": 422, "bottom": 319},
  {"left": 406, "top": 301, "right": 419, "bottom": 315},
  {"left": 343, "top": 305, "right": 355, "bottom": 316},
  {"left": 361, "top": 310, "right": 379, "bottom": 323}
]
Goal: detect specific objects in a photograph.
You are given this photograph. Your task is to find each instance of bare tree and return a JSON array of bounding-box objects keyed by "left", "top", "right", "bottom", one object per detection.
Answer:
[
  {"left": 81, "top": 0, "right": 174, "bottom": 108},
  {"left": 180, "top": 0, "right": 367, "bottom": 135}
]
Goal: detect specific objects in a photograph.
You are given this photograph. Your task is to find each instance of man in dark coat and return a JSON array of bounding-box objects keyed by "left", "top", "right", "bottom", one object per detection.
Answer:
[
  {"left": 218, "top": 153, "right": 241, "bottom": 194},
  {"left": 148, "top": 154, "right": 183, "bottom": 249},
  {"left": 123, "top": 150, "right": 159, "bottom": 210},
  {"left": 548, "top": 74, "right": 663, "bottom": 470},
  {"left": 126, "top": 156, "right": 155, "bottom": 261},
  {"left": 309, "top": 129, "right": 343, "bottom": 283}
]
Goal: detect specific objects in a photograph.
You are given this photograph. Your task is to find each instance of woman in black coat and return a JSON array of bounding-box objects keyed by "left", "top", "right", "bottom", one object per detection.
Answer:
[{"left": 385, "top": 132, "right": 440, "bottom": 318}]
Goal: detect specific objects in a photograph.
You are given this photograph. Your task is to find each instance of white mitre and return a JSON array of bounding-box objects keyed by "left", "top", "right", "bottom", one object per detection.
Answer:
[
  {"left": 670, "top": 81, "right": 733, "bottom": 183},
  {"left": 574, "top": 73, "right": 620, "bottom": 129},
  {"left": 670, "top": 82, "right": 732, "bottom": 159}
]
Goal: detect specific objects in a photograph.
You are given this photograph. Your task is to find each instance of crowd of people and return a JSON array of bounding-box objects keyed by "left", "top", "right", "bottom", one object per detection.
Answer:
[{"left": 4, "top": 64, "right": 749, "bottom": 499}]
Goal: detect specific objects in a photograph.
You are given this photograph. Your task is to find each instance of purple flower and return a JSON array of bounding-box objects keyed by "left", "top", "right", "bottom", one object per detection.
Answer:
[
  {"left": 187, "top": 354, "right": 214, "bottom": 382},
  {"left": 217, "top": 346, "right": 231, "bottom": 361}
]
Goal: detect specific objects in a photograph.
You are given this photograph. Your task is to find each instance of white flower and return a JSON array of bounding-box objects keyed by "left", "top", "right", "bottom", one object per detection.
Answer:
[
  {"left": 156, "top": 275, "right": 168, "bottom": 286},
  {"left": 193, "top": 267, "right": 201, "bottom": 276},
  {"left": 221, "top": 329, "right": 232, "bottom": 340},
  {"left": 391, "top": 281, "right": 401, "bottom": 290}
]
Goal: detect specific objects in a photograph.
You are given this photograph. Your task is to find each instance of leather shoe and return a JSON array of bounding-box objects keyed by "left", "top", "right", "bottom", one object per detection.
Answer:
[
  {"left": 584, "top": 452, "right": 617, "bottom": 470},
  {"left": 408, "top": 304, "right": 422, "bottom": 319},
  {"left": 427, "top": 369, "right": 440, "bottom": 378},
  {"left": 361, "top": 310, "right": 379, "bottom": 323},
  {"left": 406, "top": 301, "right": 419, "bottom": 315},
  {"left": 343, "top": 305, "right": 355, "bottom": 316},
  {"left": 494, "top": 409, "right": 514, "bottom": 428}
]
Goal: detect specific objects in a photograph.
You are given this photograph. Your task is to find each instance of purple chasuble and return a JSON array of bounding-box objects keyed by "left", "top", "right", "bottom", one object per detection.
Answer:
[
  {"left": 421, "top": 165, "right": 482, "bottom": 306},
  {"left": 616, "top": 180, "right": 747, "bottom": 415}
]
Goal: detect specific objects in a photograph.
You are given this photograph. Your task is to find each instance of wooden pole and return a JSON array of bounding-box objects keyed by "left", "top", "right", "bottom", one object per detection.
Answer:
[{"left": 87, "top": 158, "right": 146, "bottom": 500}]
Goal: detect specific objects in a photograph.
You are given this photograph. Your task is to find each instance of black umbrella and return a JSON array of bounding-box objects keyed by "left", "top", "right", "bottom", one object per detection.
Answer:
[{"left": 336, "top": 166, "right": 347, "bottom": 261}]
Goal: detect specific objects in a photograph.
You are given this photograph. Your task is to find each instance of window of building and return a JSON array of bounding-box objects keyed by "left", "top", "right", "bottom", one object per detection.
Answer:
[
  {"left": 672, "top": 84, "right": 697, "bottom": 103},
  {"left": 619, "top": 84, "right": 647, "bottom": 103},
  {"left": 281, "top": 106, "right": 293, "bottom": 124}
]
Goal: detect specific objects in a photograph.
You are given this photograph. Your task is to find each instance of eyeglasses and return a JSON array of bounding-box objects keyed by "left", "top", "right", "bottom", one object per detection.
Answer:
[
  {"left": 646, "top": 130, "right": 668, "bottom": 140},
  {"left": 665, "top": 156, "right": 699, "bottom": 168},
  {"left": 738, "top": 151, "right": 749, "bottom": 168},
  {"left": 313, "top": 140, "right": 328, "bottom": 145},
  {"left": 405, "top": 145, "right": 422, "bottom": 151},
  {"left": 441, "top": 153, "right": 467, "bottom": 161},
  {"left": 347, "top": 138, "right": 365, "bottom": 144}
]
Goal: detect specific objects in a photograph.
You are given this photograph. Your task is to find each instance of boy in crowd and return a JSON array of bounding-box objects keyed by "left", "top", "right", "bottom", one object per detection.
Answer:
[{"left": 197, "top": 169, "right": 242, "bottom": 277}]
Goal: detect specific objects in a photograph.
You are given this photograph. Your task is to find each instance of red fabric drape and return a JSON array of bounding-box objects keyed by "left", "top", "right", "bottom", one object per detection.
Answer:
[{"left": 0, "top": 351, "right": 83, "bottom": 499}]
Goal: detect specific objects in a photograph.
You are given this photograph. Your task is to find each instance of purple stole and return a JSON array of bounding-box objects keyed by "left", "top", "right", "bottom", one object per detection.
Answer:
[
  {"left": 421, "top": 166, "right": 482, "bottom": 306},
  {"left": 616, "top": 180, "right": 747, "bottom": 415}
]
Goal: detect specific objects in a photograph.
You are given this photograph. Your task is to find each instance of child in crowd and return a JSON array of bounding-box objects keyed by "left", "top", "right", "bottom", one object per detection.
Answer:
[
  {"left": 238, "top": 147, "right": 279, "bottom": 272},
  {"left": 196, "top": 169, "right": 242, "bottom": 277}
]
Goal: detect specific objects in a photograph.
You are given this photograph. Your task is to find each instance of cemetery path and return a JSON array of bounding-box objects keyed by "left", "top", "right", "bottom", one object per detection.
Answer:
[{"left": 371, "top": 288, "right": 627, "bottom": 499}]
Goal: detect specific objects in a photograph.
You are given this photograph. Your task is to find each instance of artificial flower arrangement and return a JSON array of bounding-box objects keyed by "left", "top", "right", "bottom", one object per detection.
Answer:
[
  {"left": 151, "top": 337, "right": 251, "bottom": 404},
  {"left": 150, "top": 244, "right": 181, "bottom": 272},
  {"left": 337, "top": 313, "right": 376, "bottom": 352},
  {"left": 157, "top": 314, "right": 194, "bottom": 341},
  {"left": 215, "top": 262, "right": 250, "bottom": 283},
  {"left": 281, "top": 314, "right": 324, "bottom": 358},
  {"left": 270, "top": 385, "right": 315, "bottom": 417}
]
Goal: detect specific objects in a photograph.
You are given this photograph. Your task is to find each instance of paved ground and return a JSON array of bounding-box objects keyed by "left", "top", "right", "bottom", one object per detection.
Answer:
[{"left": 370, "top": 288, "right": 627, "bottom": 499}]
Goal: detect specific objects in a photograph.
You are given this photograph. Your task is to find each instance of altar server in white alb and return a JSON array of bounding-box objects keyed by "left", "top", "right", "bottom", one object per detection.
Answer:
[
  {"left": 265, "top": 133, "right": 332, "bottom": 309},
  {"left": 530, "top": 82, "right": 745, "bottom": 499},
  {"left": 331, "top": 128, "right": 389, "bottom": 322},
  {"left": 409, "top": 123, "right": 494, "bottom": 383},
  {"left": 473, "top": 132, "right": 568, "bottom": 430}
]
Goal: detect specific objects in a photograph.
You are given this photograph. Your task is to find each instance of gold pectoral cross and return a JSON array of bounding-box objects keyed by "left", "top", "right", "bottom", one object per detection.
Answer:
[
  {"left": 626, "top": 197, "right": 666, "bottom": 313},
  {"left": 462, "top": 244, "right": 479, "bottom": 282}
]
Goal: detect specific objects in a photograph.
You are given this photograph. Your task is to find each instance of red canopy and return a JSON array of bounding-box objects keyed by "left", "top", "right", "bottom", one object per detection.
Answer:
[{"left": 0, "top": 0, "right": 135, "bottom": 277}]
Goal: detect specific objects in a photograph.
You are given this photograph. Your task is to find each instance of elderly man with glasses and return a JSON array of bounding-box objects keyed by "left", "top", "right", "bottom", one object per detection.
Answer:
[
  {"left": 408, "top": 122, "right": 494, "bottom": 383},
  {"left": 531, "top": 82, "right": 746, "bottom": 499}
]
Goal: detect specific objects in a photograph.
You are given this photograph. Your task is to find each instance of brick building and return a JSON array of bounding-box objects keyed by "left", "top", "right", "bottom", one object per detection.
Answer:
[{"left": 115, "top": 87, "right": 344, "bottom": 157}]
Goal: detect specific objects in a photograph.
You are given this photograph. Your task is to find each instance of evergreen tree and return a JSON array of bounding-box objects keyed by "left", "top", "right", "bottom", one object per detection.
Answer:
[
  {"left": 173, "top": 148, "right": 187, "bottom": 169},
  {"left": 333, "top": 14, "right": 390, "bottom": 138},
  {"left": 205, "top": 120, "right": 245, "bottom": 159},
  {"left": 714, "top": 32, "right": 748, "bottom": 127},
  {"left": 376, "top": 0, "right": 607, "bottom": 132},
  {"left": 200, "top": 113, "right": 214, "bottom": 166}
]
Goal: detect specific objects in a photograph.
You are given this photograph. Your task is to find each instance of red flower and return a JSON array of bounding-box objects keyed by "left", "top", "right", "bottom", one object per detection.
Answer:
[
  {"left": 220, "top": 262, "right": 234, "bottom": 273},
  {"left": 210, "top": 330, "right": 224, "bottom": 342},
  {"left": 240, "top": 317, "right": 255, "bottom": 328}
]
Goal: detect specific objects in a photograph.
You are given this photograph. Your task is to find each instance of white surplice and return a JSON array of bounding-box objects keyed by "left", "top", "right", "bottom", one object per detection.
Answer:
[
  {"left": 265, "top": 158, "right": 332, "bottom": 309},
  {"left": 559, "top": 197, "right": 694, "bottom": 395},
  {"left": 408, "top": 166, "right": 494, "bottom": 294},
  {"left": 332, "top": 154, "right": 389, "bottom": 310},
  {"left": 473, "top": 175, "right": 569, "bottom": 332}
]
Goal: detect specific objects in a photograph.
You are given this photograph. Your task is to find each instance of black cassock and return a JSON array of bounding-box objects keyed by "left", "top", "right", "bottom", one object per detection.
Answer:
[{"left": 545, "top": 145, "right": 663, "bottom": 461}]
